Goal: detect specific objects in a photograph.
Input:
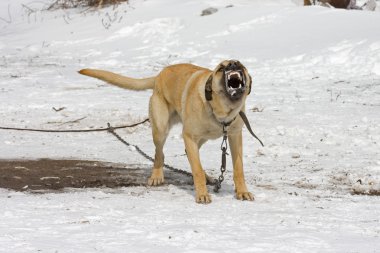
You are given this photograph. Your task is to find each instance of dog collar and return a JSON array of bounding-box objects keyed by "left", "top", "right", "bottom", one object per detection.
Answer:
[{"left": 205, "top": 74, "right": 213, "bottom": 101}]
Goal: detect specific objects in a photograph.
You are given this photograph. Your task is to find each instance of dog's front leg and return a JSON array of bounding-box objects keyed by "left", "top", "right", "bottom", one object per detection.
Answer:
[
  {"left": 228, "top": 131, "right": 254, "bottom": 201},
  {"left": 183, "top": 133, "right": 211, "bottom": 204}
]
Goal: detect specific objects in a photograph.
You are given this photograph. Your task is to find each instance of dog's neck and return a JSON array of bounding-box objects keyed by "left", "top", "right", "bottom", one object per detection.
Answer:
[{"left": 207, "top": 104, "right": 237, "bottom": 128}]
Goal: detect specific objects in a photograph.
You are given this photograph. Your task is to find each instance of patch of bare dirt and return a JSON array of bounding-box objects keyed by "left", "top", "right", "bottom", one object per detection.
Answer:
[{"left": 0, "top": 159, "right": 193, "bottom": 192}]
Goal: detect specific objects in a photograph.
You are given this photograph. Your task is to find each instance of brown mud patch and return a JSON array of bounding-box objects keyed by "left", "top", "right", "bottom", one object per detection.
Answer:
[{"left": 0, "top": 159, "right": 193, "bottom": 192}]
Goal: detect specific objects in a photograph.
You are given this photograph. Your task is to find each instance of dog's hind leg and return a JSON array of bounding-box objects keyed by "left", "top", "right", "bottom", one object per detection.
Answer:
[{"left": 147, "top": 94, "right": 170, "bottom": 186}]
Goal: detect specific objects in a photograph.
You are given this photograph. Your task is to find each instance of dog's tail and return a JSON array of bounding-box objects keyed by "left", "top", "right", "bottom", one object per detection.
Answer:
[{"left": 78, "top": 69, "right": 155, "bottom": 90}]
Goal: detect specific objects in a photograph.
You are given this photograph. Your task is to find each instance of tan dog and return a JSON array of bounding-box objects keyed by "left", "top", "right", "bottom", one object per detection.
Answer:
[{"left": 79, "top": 60, "right": 254, "bottom": 203}]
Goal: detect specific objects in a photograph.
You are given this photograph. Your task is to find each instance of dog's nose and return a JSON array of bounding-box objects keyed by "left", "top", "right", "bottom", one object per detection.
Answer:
[{"left": 228, "top": 61, "right": 239, "bottom": 69}]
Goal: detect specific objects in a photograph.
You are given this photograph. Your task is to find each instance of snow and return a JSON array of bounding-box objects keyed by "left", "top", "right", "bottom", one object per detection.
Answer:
[{"left": 1, "top": 0, "right": 380, "bottom": 252}]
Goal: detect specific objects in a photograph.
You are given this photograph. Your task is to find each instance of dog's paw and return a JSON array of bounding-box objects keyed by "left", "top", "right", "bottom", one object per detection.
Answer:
[
  {"left": 148, "top": 177, "right": 164, "bottom": 186},
  {"left": 147, "top": 169, "right": 164, "bottom": 186},
  {"left": 195, "top": 193, "right": 212, "bottom": 204},
  {"left": 236, "top": 191, "right": 254, "bottom": 201}
]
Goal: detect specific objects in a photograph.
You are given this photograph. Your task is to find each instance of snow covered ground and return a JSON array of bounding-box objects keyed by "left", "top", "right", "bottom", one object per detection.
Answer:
[{"left": 1, "top": 0, "right": 380, "bottom": 252}]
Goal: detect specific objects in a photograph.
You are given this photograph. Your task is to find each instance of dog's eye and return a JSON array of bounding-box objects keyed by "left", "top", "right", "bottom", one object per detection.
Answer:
[{"left": 217, "top": 66, "right": 225, "bottom": 72}]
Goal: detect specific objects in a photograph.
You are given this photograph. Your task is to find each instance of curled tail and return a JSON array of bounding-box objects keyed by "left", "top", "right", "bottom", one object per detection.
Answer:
[{"left": 78, "top": 69, "right": 155, "bottom": 90}]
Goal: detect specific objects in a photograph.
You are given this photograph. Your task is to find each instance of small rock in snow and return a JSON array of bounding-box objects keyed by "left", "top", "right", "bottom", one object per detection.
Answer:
[
  {"left": 276, "top": 126, "right": 285, "bottom": 136},
  {"left": 292, "top": 153, "right": 300, "bottom": 159},
  {"left": 201, "top": 7, "right": 218, "bottom": 16},
  {"left": 257, "top": 149, "right": 265, "bottom": 156}
]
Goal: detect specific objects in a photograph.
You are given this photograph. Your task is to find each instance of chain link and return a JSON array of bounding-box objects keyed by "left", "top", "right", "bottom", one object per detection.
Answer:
[{"left": 213, "top": 125, "right": 229, "bottom": 193}]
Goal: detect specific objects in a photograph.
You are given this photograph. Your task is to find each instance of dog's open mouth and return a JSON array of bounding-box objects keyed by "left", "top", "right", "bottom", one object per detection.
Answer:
[{"left": 225, "top": 70, "right": 246, "bottom": 100}]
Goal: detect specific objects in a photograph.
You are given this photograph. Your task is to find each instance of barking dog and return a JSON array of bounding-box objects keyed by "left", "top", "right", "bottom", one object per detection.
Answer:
[{"left": 79, "top": 60, "right": 254, "bottom": 203}]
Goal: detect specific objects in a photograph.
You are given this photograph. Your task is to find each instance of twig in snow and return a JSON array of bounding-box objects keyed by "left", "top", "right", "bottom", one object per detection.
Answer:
[
  {"left": 22, "top": 4, "right": 38, "bottom": 23},
  {"left": 251, "top": 106, "right": 264, "bottom": 112},
  {"left": 47, "top": 0, "right": 59, "bottom": 11},
  {"left": 101, "top": 11, "right": 118, "bottom": 29},
  {"left": 102, "top": 18, "right": 111, "bottom": 29},
  {"left": 0, "top": 5, "right": 12, "bottom": 24},
  {"left": 58, "top": 116, "right": 87, "bottom": 126},
  {"left": 21, "top": 4, "right": 34, "bottom": 13},
  {"left": 63, "top": 14, "right": 70, "bottom": 24},
  {"left": 47, "top": 0, "right": 129, "bottom": 10},
  {"left": 52, "top": 107, "right": 66, "bottom": 112},
  {"left": 335, "top": 91, "right": 341, "bottom": 101}
]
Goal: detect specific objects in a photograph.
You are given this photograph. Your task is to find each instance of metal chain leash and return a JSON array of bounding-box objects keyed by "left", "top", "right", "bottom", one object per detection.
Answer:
[
  {"left": 106, "top": 123, "right": 193, "bottom": 178},
  {"left": 213, "top": 125, "right": 229, "bottom": 193},
  {"left": 1, "top": 112, "right": 264, "bottom": 192},
  {"left": 0, "top": 119, "right": 193, "bottom": 179},
  {"left": 1, "top": 119, "right": 240, "bottom": 187}
]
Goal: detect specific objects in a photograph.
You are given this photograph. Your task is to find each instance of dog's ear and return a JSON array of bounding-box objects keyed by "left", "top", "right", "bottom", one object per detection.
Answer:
[
  {"left": 248, "top": 74, "right": 252, "bottom": 95},
  {"left": 205, "top": 75, "right": 213, "bottom": 101}
]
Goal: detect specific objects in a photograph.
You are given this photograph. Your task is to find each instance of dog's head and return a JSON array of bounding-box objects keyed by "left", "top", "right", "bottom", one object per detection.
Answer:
[{"left": 205, "top": 60, "right": 252, "bottom": 102}]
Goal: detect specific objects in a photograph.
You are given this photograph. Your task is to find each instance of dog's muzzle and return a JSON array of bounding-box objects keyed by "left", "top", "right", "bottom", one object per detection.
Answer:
[{"left": 224, "top": 62, "right": 246, "bottom": 100}]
